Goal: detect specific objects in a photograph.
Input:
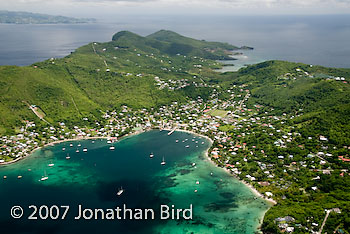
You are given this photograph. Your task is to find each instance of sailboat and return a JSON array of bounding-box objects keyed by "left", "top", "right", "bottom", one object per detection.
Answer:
[
  {"left": 66, "top": 153, "right": 71, "bottom": 160},
  {"left": 161, "top": 157, "right": 166, "bottom": 165},
  {"left": 117, "top": 187, "right": 124, "bottom": 196},
  {"left": 149, "top": 152, "right": 154, "bottom": 158},
  {"left": 48, "top": 162, "right": 54, "bottom": 167},
  {"left": 109, "top": 145, "right": 115, "bottom": 150},
  {"left": 40, "top": 170, "right": 48, "bottom": 181},
  {"left": 83, "top": 148, "right": 88, "bottom": 152}
]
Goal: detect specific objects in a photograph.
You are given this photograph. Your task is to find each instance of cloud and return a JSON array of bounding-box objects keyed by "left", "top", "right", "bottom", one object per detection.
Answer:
[{"left": 1, "top": 0, "right": 350, "bottom": 16}]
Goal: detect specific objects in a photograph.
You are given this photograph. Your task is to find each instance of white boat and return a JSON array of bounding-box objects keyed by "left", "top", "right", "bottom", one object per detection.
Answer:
[
  {"left": 150, "top": 152, "right": 154, "bottom": 158},
  {"left": 175, "top": 140, "right": 179, "bottom": 143},
  {"left": 161, "top": 157, "right": 166, "bottom": 165},
  {"left": 201, "top": 142, "right": 204, "bottom": 144},
  {"left": 83, "top": 148, "right": 88, "bottom": 152},
  {"left": 92, "top": 141, "right": 95, "bottom": 144},
  {"left": 107, "top": 140, "right": 112, "bottom": 144},
  {"left": 78, "top": 143, "right": 81, "bottom": 147},
  {"left": 196, "top": 180, "right": 200, "bottom": 184},
  {"left": 76, "top": 149, "right": 80, "bottom": 153},
  {"left": 117, "top": 187, "right": 124, "bottom": 196},
  {"left": 192, "top": 163, "right": 196, "bottom": 167},
  {"left": 66, "top": 154, "right": 71, "bottom": 160},
  {"left": 185, "top": 145, "right": 190, "bottom": 148},
  {"left": 62, "top": 147, "right": 66, "bottom": 151},
  {"left": 40, "top": 171, "right": 48, "bottom": 181},
  {"left": 70, "top": 143, "right": 73, "bottom": 147},
  {"left": 48, "top": 163, "right": 54, "bottom": 167},
  {"left": 109, "top": 146, "right": 115, "bottom": 150}
]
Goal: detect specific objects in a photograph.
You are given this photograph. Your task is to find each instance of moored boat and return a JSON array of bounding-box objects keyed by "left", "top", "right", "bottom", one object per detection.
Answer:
[
  {"left": 117, "top": 187, "right": 124, "bottom": 196},
  {"left": 161, "top": 157, "right": 166, "bottom": 165}
]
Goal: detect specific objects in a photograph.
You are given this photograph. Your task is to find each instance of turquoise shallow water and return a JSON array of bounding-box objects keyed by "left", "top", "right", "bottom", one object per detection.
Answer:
[{"left": 0, "top": 130, "right": 270, "bottom": 234}]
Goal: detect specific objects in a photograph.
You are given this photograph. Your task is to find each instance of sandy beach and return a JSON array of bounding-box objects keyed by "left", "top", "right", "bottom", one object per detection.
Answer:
[
  {"left": 0, "top": 136, "right": 109, "bottom": 166},
  {"left": 171, "top": 128, "right": 277, "bottom": 205},
  {"left": 1, "top": 127, "right": 276, "bottom": 205}
]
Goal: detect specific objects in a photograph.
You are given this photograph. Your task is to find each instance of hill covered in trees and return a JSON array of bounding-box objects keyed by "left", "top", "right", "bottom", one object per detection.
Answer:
[{"left": 0, "top": 30, "right": 350, "bottom": 233}]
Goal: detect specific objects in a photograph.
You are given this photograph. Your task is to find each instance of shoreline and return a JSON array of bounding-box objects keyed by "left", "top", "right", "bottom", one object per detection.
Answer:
[
  {"left": 168, "top": 128, "right": 276, "bottom": 229},
  {"left": 0, "top": 128, "right": 275, "bottom": 232},
  {"left": 0, "top": 136, "right": 110, "bottom": 166},
  {"left": 176, "top": 130, "right": 276, "bottom": 203},
  {"left": 0, "top": 128, "right": 148, "bottom": 166}
]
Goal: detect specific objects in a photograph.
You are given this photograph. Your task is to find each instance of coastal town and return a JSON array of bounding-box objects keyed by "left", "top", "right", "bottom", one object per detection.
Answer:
[
  {"left": 0, "top": 77, "right": 349, "bottom": 233},
  {"left": 0, "top": 28, "right": 349, "bottom": 233}
]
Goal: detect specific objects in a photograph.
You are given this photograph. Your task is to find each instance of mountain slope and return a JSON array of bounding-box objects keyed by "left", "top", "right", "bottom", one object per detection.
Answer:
[
  {"left": 221, "top": 60, "right": 350, "bottom": 145},
  {"left": 146, "top": 30, "right": 238, "bottom": 59},
  {"left": 0, "top": 30, "right": 234, "bottom": 134}
]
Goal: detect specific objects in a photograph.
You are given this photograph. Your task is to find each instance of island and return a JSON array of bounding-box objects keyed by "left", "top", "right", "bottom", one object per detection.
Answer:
[
  {"left": 0, "top": 30, "right": 349, "bottom": 234},
  {"left": 0, "top": 10, "right": 96, "bottom": 24}
]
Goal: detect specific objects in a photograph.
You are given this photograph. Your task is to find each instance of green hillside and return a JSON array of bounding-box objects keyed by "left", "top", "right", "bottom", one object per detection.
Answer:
[
  {"left": 1, "top": 30, "right": 350, "bottom": 233},
  {"left": 146, "top": 30, "right": 238, "bottom": 59},
  {"left": 0, "top": 30, "right": 231, "bottom": 134},
  {"left": 220, "top": 61, "right": 350, "bottom": 145}
]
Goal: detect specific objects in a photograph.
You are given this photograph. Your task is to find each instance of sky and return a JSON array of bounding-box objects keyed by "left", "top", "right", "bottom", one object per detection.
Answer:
[{"left": 0, "top": 0, "right": 350, "bottom": 20}]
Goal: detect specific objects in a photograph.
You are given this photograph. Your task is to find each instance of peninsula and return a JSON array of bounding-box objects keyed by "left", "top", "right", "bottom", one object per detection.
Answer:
[
  {"left": 0, "top": 30, "right": 349, "bottom": 233},
  {"left": 0, "top": 10, "right": 96, "bottom": 24}
]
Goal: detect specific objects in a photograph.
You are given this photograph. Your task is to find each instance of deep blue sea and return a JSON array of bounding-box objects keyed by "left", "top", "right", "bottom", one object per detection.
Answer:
[{"left": 0, "top": 14, "right": 350, "bottom": 68}]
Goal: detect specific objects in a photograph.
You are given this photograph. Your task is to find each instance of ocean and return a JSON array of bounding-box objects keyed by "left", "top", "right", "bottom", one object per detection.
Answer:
[
  {"left": 0, "top": 14, "right": 350, "bottom": 68},
  {"left": 0, "top": 130, "right": 270, "bottom": 234}
]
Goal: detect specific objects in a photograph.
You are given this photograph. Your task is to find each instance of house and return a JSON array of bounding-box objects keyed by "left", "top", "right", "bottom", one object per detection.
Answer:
[
  {"left": 265, "top": 192, "right": 273, "bottom": 197},
  {"left": 319, "top": 136, "right": 328, "bottom": 141},
  {"left": 338, "top": 156, "right": 350, "bottom": 162}
]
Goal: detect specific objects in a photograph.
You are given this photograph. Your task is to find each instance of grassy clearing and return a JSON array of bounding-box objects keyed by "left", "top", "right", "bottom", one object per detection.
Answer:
[{"left": 207, "top": 109, "right": 228, "bottom": 117}]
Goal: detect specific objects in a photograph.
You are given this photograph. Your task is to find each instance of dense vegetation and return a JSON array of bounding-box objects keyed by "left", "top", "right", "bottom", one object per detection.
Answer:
[
  {"left": 0, "top": 30, "right": 349, "bottom": 233},
  {"left": 0, "top": 30, "right": 232, "bottom": 135}
]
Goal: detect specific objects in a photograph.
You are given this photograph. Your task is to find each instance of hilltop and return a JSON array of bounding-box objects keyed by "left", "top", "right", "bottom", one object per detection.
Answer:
[
  {"left": 112, "top": 30, "right": 238, "bottom": 60},
  {"left": 0, "top": 30, "right": 350, "bottom": 233},
  {"left": 0, "top": 30, "right": 240, "bottom": 135}
]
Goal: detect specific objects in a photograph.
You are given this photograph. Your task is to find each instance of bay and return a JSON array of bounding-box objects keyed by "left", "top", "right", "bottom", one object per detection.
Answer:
[{"left": 0, "top": 130, "right": 270, "bottom": 234}]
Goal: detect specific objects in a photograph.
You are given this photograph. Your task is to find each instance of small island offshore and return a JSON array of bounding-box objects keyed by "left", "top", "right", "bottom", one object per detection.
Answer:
[
  {"left": 0, "top": 30, "right": 349, "bottom": 233},
  {"left": 0, "top": 10, "right": 96, "bottom": 24}
]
